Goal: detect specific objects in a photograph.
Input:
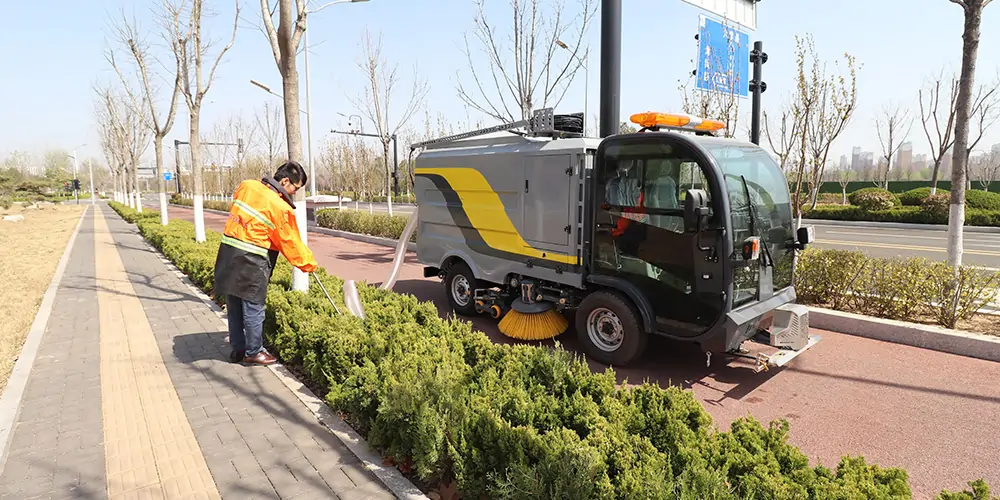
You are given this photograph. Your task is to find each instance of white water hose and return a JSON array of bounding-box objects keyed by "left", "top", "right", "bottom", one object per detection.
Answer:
[{"left": 381, "top": 207, "right": 420, "bottom": 291}]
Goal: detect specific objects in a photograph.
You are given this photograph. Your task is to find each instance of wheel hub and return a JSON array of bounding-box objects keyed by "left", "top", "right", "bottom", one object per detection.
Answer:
[
  {"left": 586, "top": 307, "right": 624, "bottom": 352},
  {"left": 451, "top": 275, "right": 471, "bottom": 306}
]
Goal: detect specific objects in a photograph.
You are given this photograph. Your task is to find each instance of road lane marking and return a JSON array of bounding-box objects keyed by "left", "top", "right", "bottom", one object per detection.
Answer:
[
  {"left": 817, "top": 239, "right": 1000, "bottom": 257},
  {"left": 94, "top": 208, "right": 221, "bottom": 499},
  {"left": 823, "top": 230, "right": 1000, "bottom": 244}
]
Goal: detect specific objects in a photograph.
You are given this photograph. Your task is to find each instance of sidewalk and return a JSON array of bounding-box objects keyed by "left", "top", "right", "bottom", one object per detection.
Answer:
[{"left": 0, "top": 204, "right": 397, "bottom": 499}]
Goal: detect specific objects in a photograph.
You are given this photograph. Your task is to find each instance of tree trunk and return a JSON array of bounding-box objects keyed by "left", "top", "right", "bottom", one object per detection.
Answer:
[
  {"left": 155, "top": 136, "right": 169, "bottom": 226},
  {"left": 190, "top": 108, "right": 207, "bottom": 243},
  {"left": 931, "top": 159, "right": 942, "bottom": 195},
  {"left": 133, "top": 158, "right": 143, "bottom": 213},
  {"left": 948, "top": 3, "right": 983, "bottom": 271},
  {"left": 841, "top": 187, "right": 847, "bottom": 205},
  {"left": 279, "top": 29, "right": 309, "bottom": 292}
]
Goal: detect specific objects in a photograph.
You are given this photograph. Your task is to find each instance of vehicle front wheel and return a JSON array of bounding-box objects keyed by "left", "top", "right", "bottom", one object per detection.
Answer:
[
  {"left": 444, "top": 261, "right": 478, "bottom": 316},
  {"left": 575, "top": 290, "right": 647, "bottom": 366}
]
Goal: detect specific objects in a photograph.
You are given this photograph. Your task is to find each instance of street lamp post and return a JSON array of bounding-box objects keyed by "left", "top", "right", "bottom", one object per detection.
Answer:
[
  {"left": 88, "top": 158, "right": 95, "bottom": 205},
  {"left": 556, "top": 40, "right": 589, "bottom": 136}
]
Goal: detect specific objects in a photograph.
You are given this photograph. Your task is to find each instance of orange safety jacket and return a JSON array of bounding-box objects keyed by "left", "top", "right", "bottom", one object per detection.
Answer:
[
  {"left": 212, "top": 177, "right": 317, "bottom": 304},
  {"left": 612, "top": 190, "right": 647, "bottom": 238}
]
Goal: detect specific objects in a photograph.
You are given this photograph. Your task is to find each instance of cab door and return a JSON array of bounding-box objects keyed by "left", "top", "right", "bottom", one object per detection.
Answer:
[{"left": 587, "top": 134, "right": 726, "bottom": 337}]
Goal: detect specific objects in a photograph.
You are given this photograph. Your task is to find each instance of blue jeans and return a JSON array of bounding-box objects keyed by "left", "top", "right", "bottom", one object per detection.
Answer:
[{"left": 226, "top": 295, "right": 266, "bottom": 357}]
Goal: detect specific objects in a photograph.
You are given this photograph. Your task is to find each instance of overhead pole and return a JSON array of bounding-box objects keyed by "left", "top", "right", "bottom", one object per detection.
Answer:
[
  {"left": 599, "top": 0, "right": 622, "bottom": 138},
  {"left": 749, "top": 40, "right": 767, "bottom": 145}
]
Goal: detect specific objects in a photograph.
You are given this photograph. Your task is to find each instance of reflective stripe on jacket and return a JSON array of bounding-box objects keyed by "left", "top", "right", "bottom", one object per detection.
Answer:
[{"left": 213, "top": 177, "right": 317, "bottom": 304}]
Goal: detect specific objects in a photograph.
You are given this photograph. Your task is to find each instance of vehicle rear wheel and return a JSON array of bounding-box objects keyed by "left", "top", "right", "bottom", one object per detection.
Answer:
[
  {"left": 575, "top": 290, "right": 647, "bottom": 366},
  {"left": 444, "top": 261, "right": 478, "bottom": 316}
]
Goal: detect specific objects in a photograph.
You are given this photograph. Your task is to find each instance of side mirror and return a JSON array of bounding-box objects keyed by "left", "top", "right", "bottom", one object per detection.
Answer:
[
  {"left": 684, "top": 189, "right": 710, "bottom": 232},
  {"left": 795, "top": 225, "right": 815, "bottom": 249}
]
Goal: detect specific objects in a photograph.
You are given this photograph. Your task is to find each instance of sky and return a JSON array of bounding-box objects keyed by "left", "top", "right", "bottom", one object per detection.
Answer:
[{"left": 2, "top": 0, "right": 1000, "bottom": 169}]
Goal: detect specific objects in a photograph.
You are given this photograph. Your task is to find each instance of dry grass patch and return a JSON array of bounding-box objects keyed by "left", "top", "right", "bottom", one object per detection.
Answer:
[{"left": 0, "top": 204, "right": 85, "bottom": 392}]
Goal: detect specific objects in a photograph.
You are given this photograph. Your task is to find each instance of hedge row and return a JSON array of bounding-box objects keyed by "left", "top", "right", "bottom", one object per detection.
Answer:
[
  {"left": 807, "top": 187, "right": 1000, "bottom": 226},
  {"left": 796, "top": 248, "right": 1000, "bottom": 329},
  {"left": 106, "top": 201, "right": 995, "bottom": 499},
  {"left": 169, "top": 194, "right": 232, "bottom": 212},
  {"left": 315, "top": 208, "right": 414, "bottom": 241}
]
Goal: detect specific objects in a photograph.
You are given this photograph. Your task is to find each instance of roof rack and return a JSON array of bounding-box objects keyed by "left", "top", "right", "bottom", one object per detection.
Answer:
[{"left": 409, "top": 108, "right": 584, "bottom": 151}]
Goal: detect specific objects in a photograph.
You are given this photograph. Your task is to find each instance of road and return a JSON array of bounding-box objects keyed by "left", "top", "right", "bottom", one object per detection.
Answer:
[
  {"left": 812, "top": 223, "right": 1000, "bottom": 269},
  {"left": 161, "top": 204, "right": 1000, "bottom": 498}
]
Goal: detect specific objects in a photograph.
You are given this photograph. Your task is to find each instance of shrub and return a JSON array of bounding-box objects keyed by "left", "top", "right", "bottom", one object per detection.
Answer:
[
  {"left": 795, "top": 248, "right": 1000, "bottom": 327},
  {"left": 848, "top": 187, "right": 900, "bottom": 207},
  {"left": 899, "top": 187, "right": 933, "bottom": 206},
  {"left": 921, "top": 193, "right": 951, "bottom": 219},
  {"left": 853, "top": 189, "right": 898, "bottom": 211},
  {"left": 964, "top": 190, "right": 1000, "bottom": 211},
  {"left": 803, "top": 205, "right": 1000, "bottom": 227},
  {"left": 315, "top": 208, "right": 414, "bottom": 241},
  {"left": 936, "top": 479, "right": 999, "bottom": 500},
  {"left": 171, "top": 196, "right": 231, "bottom": 212},
  {"left": 118, "top": 208, "right": 996, "bottom": 499},
  {"left": 0, "top": 196, "right": 11, "bottom": 210},
  {"left": 794, "top": 248, "right": 869, "bottom": 310},
  {"left": 108, "top": 201, "right": 161, "bottom": 223}
]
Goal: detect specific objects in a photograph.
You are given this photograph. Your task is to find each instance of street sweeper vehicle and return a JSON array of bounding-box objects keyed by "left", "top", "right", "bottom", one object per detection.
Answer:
[{"left": 396, "top": 108, "right": 820, "bottom": 371}]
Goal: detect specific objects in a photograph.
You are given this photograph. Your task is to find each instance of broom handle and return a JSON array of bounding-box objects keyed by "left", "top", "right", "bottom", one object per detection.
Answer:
[{"left": 311, "top": 273, "right": 342, "bottom": 315}]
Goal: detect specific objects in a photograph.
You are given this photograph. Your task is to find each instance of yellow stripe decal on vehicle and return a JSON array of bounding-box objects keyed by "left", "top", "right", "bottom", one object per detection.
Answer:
[{"left": 415, "top": 167, "right": 579, "bottom": 266}]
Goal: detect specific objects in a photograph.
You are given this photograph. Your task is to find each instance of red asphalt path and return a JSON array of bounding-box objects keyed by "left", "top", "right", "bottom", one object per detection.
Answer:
[{"left": 167, "top": 205, "right": 1000, "bottom": 498}]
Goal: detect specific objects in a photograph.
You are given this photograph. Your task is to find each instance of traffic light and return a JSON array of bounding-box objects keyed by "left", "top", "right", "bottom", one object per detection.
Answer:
[{"left": 72, "top": 179, "right": 81, "bottom": 191}]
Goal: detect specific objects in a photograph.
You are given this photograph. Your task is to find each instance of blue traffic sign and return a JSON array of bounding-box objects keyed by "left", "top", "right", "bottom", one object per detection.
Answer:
[
  {"left": 164, "top": 171, "right": 174, "bottom": 181},
  {"left": 696, "top": 15, "right": 750, "bottom": 98}
]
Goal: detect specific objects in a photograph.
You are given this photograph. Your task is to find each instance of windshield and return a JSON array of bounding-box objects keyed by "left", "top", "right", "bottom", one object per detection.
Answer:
[{"left": 702, "top": 142, "right": 795, "bottom": 306}]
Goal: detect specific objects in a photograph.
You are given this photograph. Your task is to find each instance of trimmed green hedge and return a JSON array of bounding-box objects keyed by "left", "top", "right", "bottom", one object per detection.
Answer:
[
  {"left": 169, "top": 194, "right": 232, "bottom": 212},
  {"left": 804, "top": 205, "right": 1000, "bottom": 227},
  {"left": 315, "top": 208, "right": 414, "bottom": 241},
  {"left": 108, "top": 201, "right": 160, "bottom": 223},
  {"left": 796, "top": 248, "right": 1000, "bottom": 328},
  {"left": 105, "top": 201, "right": 995, "bottom": 499}
]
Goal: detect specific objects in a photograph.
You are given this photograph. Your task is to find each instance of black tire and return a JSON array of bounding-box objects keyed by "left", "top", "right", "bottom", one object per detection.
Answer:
[
  {"left": 443, "top": 261, "right": 478, "bottom": 316},
  {"left": 575, "top": 290, "right": 647, "bottom": 366}
]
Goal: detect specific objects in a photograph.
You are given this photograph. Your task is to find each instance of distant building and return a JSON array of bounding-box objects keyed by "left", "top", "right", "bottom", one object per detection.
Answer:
[{"left": 851, "top": 146, "right": 862, "bottom": 172}]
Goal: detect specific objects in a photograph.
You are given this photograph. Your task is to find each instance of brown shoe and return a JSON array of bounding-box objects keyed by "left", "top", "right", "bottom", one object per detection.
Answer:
[{"left": 243, "top": 351, "right": 277, "bottom": 365}]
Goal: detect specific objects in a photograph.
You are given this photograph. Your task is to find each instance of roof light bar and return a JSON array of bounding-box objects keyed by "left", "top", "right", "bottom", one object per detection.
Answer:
[{"left": 628, "top": 112, "right": 726, "bottom": 134}]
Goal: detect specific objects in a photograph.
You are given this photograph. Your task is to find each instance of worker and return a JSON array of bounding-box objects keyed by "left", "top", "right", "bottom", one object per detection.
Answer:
[{"left": 213, "top": 161, "right": 318, "bottom": 366}]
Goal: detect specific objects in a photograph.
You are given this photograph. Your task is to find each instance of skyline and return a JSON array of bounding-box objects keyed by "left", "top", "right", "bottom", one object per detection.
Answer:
[{"left": 2, "top": 0, "right": 1000, "bottom": 168}]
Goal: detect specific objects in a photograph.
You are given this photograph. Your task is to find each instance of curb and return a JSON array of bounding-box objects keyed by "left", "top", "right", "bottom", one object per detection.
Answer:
[
  {"left": 0, "top": 205, "right": 90, "bottom": 472},
  {"left": 803, "top": 218, "right": 1000, "bottom": 234},
  {"left": 808, "top": 306, "right": 1000, "bottom": 363},
  {"left": 309, "top": 225, "right": 417, "bottom": 252},
  {"left": 123, "top": 208, "right": 428, "bottom": 500}
]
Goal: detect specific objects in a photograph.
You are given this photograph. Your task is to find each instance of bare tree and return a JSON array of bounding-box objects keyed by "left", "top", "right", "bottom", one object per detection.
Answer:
[
  {"left": 918, "top": 70, "right": 959, "bottom": 194},
  {"left": 805, "top": 51, "right": 859, "bottom": 209},
  {"left": 836, "top": 165, "right": 856, "bottom": 204},
  {"left": 946, "top": 0, "right": 994, "bottom": 290},
  {"left": 969, "top": 150, "right": 1000, "bottom": 190},
  {"left": 875, "top": 103, "right": 913, "bottom": 189},
  {"left": 170, "top": 0, "right": 240, "bottom": 243},
  {"left": 456, "top": 0, "right": 597, "bottom": 123},
  {"left": 763, "top": 99, "right": 802, "bottom": 174},
  {"left": 94, "top": 84, "right": 152, "bottom": 206},
  {"left": 790, "top": 35, "right": 822, "bottom": 223},
  {"left": 254, "top": 101, "right": 286, "bottom": 166},
  {"left": 965, "top": 73, "right": 1000, "bottom": 164},
  {"left": 350, "top": 29, "right": 429, "bottom": 206},
  {"left": 107, "top": 7, "right": 183, "bottom": 224}
]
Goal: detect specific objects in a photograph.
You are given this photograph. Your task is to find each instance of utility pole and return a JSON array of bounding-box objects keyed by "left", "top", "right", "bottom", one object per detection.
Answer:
[
  {"left": 304, "top": 28, "right": 316, "bottom": 197},
  {"left": 599, "top": 0, "right": 621, "bottom": 138},
  {"left": 88, "top": 158, "right": 95, "bottom": 205},
  {"left": 72, "top": 149, "right": 79, "bottom": 204},
  {"left": 749, "top": 41, "right": 768, "bottom": 145}
]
